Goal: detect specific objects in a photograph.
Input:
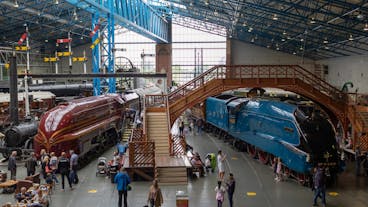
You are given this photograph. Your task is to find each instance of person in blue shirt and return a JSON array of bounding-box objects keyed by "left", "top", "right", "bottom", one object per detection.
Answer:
[
  {"left": 69, "top": 150, "right": 79, "bottom": 184},
  {"left": 114, "top": 168, "right": 131, "bottom": 207}
]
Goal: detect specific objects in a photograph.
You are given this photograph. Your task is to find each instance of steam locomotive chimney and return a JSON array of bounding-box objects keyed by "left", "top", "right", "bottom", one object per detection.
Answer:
[{"left": 9, "top": 52, "right": 19, "bottom": 125}]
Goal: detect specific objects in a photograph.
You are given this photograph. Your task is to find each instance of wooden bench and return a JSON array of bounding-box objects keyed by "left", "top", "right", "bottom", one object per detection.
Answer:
[
  {"left": 25, "top": 173, "right": 40, "bottom": 184},
  {"left": 0, "top": 180, "right": 18, "bottom": 194}
]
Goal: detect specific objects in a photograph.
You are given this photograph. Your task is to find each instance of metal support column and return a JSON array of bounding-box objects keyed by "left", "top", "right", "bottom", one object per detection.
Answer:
[
  {"left": 92, "top": 13, "right": 101, "bottom": 96},
  {"left": 107, "top": 0, "right": 115, "bottom": 93}
]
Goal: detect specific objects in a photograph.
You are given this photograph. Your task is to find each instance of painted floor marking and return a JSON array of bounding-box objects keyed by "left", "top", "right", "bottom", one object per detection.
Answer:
[
  {"left": 247, "top": 192, "right": 257, "bottom": 196},
  {"left": 328, "top": 192, "right": 339, "bottom": 196},
  {"left": 231, "top": 156, "right": 238, "bottom": 160},
  {"left": 88, "top": 189, "right": 97, "bottom": 193}
]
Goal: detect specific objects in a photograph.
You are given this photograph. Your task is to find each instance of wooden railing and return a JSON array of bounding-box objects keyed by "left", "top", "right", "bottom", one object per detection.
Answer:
[
  {"left": 128, "top": 129, "right": 154, "bottom": 167},
  {"left": 145, "top": 94, "right": 167, "bottom": 108},
  {"left": 128, "top": 141, "right": 155, "bottom": 167},
  {"left": 171, "top": 135, "right": 186, "bottom": 156},
  {"left": 167, "top": 65, "right": 346, "bottom": 105}
]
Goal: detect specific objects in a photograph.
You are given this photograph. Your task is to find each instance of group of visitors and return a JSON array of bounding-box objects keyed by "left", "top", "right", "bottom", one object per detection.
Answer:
[
  {"left": 13, "top": 185, "right": 49, "bottom": 207},
  {"left": 7, "top": 149, "right": 79, "bottom": 191},
  {"left": 178, "top": 117, "right": 204, "bottom": 137},
  {"left": 214, "top": 173, "right": 236, "bottom": 207}
]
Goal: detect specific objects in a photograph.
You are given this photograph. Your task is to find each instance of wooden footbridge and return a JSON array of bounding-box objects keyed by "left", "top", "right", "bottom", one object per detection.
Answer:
[{"left": 126, "top": 65, "right": 368, "bottom": 185}]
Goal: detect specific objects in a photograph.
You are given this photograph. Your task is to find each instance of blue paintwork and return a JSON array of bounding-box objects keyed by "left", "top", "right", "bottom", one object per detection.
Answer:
[
  {"left": 65, "top": 0, "right": 169, "bottom": 43},
  {"left": 206, "top": 97, "right": 312, "bottom": 173}
]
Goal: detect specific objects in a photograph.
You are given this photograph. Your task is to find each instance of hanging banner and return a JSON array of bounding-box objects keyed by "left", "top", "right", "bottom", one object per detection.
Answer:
[
  {"left": 17, "top": 33, "right": 27, "bottom": 45},
  {"left": 89, "top": 24, "right": 100, "bottom": 37},
  {"left": 90, "top": 38, "right": 100, "bottom": 49},
  {"left": 57, "top": 38, "right": 72, "bottom": 44},
  {"left": 15, "top": 46, "right": 29, "bottom": 51}
]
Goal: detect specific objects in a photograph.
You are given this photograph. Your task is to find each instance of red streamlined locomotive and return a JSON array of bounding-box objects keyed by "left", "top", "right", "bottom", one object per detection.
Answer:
[{"left": 34, "top": 94, "right": 126, "bottom": 159}]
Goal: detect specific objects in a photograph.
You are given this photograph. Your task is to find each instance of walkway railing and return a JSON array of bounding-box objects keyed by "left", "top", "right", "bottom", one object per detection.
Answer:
[{"left": 168, "top": 65, "right": 345, "bottom": 105}]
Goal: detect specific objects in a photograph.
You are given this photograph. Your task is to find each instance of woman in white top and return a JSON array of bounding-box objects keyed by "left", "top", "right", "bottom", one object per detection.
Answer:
[{"left": 217, "top": 150, "right": 226, "bottom": 180}]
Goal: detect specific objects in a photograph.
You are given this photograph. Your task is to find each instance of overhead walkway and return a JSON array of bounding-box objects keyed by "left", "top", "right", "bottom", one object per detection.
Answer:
[{"left": 135, "top": 65, "right": 368, "bottom": 185}]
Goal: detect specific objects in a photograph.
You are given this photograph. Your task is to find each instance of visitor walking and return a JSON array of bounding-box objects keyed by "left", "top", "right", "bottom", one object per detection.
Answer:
[
  {"left": 275, "top": 157, "right": 283, "bottom": 182},
  {"left": 58, "top": 152, "right": 72, "bottom": 191},
  {"left": 8, "top": 151, "right": 17, "bottom": 180},
  {"left": 25, "top": 152, "right": 37, "bottom": 176},
  {"left": 114, "top": 168, "right": 131, "bottom": 207},
  {"left": 226, "top": 173, "right": 236, "bottom": 207},
  {"left": 313, "top": 165, "right": 326, "bottom": 207},
  {"left": 147, "top": 179, "right": 163, "bottom": 207},
  {"left": 69, "top": 150, "right": 79, "bottom": 184},
  {"left": 179, "top": 120, "right": 184, "bottom": 136}
]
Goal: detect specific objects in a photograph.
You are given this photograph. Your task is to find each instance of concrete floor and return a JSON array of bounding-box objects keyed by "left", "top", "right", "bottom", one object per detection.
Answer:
[{"left": 1, "top": 131, "right": 368, "bottom": 207}]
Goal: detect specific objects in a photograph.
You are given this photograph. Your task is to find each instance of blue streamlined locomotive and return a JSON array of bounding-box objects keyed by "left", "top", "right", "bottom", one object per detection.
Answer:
[{"left": 205, "top": 94, "right": 339, "bottom": 181}]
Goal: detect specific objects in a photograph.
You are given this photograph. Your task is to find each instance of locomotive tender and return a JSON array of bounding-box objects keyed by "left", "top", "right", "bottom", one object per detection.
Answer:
[{"left": 205, "top": 94, "right": 339, "bottom": 181}]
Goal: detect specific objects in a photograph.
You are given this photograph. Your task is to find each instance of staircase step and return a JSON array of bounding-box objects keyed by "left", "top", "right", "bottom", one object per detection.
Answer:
[{"left": 156, "top": 176, "right": 187, "bottom": 183}]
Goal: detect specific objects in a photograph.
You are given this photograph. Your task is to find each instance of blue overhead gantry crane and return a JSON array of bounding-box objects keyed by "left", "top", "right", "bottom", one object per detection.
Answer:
[{"left": 65, "top": 0, "right": 169, "bottom": 95}]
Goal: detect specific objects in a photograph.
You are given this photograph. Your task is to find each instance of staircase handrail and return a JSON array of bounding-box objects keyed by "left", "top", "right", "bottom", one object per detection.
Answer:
[
  {"left": 292, "top": 65, "right": 344, "bottom": 102},
  {"left": 168, "top": 65, "right": 223, "bottom": 103}
]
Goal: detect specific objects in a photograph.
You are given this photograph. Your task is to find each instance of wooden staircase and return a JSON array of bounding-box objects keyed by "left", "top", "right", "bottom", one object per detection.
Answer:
[
  {"left": 121, "top": 122, "right": 134, "bottom": 142},
  {"left": 155, "top": 156, "right": 188, "bottom": 185},
  {"left": 146, "top": 111, "right": 170, "bottom": 156}
]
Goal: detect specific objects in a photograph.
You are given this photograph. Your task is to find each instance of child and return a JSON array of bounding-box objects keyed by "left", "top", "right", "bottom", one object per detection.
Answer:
[{"left": 215, "top": 180, "right": 226, "bottom": 207}]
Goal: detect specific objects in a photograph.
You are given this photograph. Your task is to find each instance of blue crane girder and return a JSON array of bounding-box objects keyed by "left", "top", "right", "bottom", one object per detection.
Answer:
[{"left": 65, "top": 0, "right": 169, "bottom": 43}]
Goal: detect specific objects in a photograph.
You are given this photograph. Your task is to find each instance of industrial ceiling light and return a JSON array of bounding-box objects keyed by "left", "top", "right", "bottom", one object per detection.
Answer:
[
  {"left": 310, "top": 18, "right": 316, "bottom": 24},
  {"left": 282, "top": 30, "right": 286, "bottom": 35},
  {"left": 323, "top": 38, "right": 328, "bottom": 44},
  {"left": 14, "top": 0, "right": 19, "bottom": 8},
  {"left": 45, "top": 39, "right": 48, "bottom": 43},
  {"left": 54, "top": 0, "right": 59, "bottom": 4},
  {"left": 248, "top": 27, "right": 253, "bottom": 32},
  {"left": 276, "top": 47, "right": 280, "bottom": 50},
  {"left": 348, "top": 34, "right": 354, "bottom": 41},
  {"left": 299, "top": 46, "right": 304, "bottom": 50},
  {"left": 251, "top": 38, "right": 254, "bottom": 43},
  {"left": 272, "top": 14, "right": 278, "bottom": 20},
  {"left": 281, "top": 38, "right": 285, "bottom": 42},
  {"left": 300, "top": 38, "right": 304, "bottom": 42},
  {"left": 364, "top": 23, "right": 368, "bottom": 31},
  {"left": 293, "top": 52, "right": 296, "bottom": 55},
  {"left": 205, "top": 0, "right": 209, "bottom": 6},
  {"left": 243, "top": 22, "right": 247, "bottom": 26},
  {"left": 324, "top": 46, "right": 329, "bottom": 50}
]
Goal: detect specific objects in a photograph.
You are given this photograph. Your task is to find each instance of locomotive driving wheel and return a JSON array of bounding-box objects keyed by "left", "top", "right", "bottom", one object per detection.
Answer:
[
  {"left": 258, "top": 150, "right": 269, "bottom": 164},
  {"left": 247, "top": 145, "right": 257, "bottom": 158}
]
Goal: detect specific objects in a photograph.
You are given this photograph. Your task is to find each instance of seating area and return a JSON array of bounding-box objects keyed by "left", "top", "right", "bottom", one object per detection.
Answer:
[{"left": 1, "top": 173, "right": 50, "bottom": 207}]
